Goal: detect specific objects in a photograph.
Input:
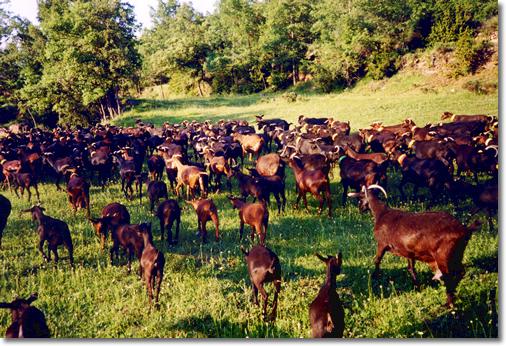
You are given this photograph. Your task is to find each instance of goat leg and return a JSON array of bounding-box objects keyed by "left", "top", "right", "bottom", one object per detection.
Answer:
[
  {"left": 38, "top": 240, "right": 49, "bottom": 262},
  {"left": 35, "top": 184, "right": 40, "bottom": 202},
  {"left": 270, "top": 280, "right": 281, "bottom": 321},
  {"left": 373, "top": 244, "right": 388, "bottom": 278},
  {"left": 407, "top": 258, "right": 420, "bottom": 289},
  {"left": 258, "top": 284, "right": 269, "bottom": 319},
  {"left": 302, "top": 193, "right": 309, "bottom": 211},
  {"left": 239, "top": 220, "right": 244, "bottom": 240},
  {"left": 251, "top": 283, "right": 259, "bottom": 305}
]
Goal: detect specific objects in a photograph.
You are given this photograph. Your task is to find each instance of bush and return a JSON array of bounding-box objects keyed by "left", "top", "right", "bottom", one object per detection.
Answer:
[
  {"left": 462, "top": 79, "right": 497, "bottom": 95},
  {"left": 452, "top": 30, "right": 494, "bottom": 77},
  {"left": 367, "top": 51, "right": 401, "bottom": 80},
  {"left": 0, "top": 105, "right": 18, "bottom": 124},
  {"left": 281, "top": 92, "right": 298, "bottom": 102}
]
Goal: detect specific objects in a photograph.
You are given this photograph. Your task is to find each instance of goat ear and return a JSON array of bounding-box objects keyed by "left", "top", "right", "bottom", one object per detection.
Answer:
[
  {"left": 315, "top": 253, "right": 327, "bottom": 263},
  {"left": 0, "top": 302, "right": 12, "bottom": 309},
  {"left": 26, "top": 293, "right": 38, "bottom": 304},
  {"left": 337, "top": 252, "right": 343, "bottom": 266}
]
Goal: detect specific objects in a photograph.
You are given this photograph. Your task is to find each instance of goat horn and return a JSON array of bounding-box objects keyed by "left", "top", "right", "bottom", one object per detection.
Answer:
[
  {"left": 367, "top": 184, "right": 388, "bottom": 198},
  {"left": 485, "top": 145, "right": 498, "bottom": 157}
]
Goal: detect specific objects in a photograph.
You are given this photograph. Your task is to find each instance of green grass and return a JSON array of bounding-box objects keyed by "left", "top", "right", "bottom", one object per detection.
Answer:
[
  {"left": 0, "top": 71, "right": 498, "bottom": 338},
  {"left": 116, "top": 71, "right": 498, "bottom": 129}
]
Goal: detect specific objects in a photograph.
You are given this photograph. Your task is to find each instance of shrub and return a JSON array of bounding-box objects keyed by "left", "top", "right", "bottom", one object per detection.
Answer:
[{"left": 462, "top": 79, "right": 497, "bottom": 95}]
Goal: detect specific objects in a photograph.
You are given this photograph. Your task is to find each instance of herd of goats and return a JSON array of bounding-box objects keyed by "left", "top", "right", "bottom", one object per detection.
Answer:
[{"left": 0, "top": 111, "right": 498, "bottom": 338}]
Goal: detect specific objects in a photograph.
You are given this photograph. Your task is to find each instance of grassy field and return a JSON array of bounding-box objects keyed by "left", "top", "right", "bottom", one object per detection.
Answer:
[
  {"left": 0, "top": 72, "right": 498, "bottom": 338},
  {"left": 117, "top": 70, "right": 498, "bottom": 130}
]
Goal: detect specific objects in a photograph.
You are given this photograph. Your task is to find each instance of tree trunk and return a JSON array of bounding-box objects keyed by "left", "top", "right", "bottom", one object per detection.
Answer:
[
  {"left": 160, "top": 84, "right": 165, "bottom": 100},
  {"left": 292, "top": 62, "right": 296, "bottom": 86}
]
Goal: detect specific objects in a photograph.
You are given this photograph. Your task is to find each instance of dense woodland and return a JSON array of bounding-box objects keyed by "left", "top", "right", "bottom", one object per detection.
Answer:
[{"left": 0, "top": 0, "right": 498, "bottom": 126}]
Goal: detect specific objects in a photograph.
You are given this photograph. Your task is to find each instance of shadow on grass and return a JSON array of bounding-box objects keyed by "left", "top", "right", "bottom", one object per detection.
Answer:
[
  {"left": 420, "top": 288, "right": 497, "bottom": 337},
  {"left": 168, "top": 313, "right": 292, "bottom": 338},
  {"left": 129, "top": 95, "right": 262, "bottom": 112}
]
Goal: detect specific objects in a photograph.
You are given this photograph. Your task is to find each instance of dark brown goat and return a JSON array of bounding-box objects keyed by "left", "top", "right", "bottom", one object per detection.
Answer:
[
  {"left": 0, "top": 293, "right": 50, "bottom": 338},
  {"left": 157, "top": 199, "right": 181, "bottom": 245},
  {"left": 233, "top": 168, "right": 268, "bottom": 204},
  {"left": 137, "top": 223, "right": 165, "bottom": 305},
  {"left": 89, "top": 202, "right": 130, "bottom": 250},
  {"left": 309, "top": 253, "right": 344, "bottom": 338},
  {"left": 348, "top": 185, "right": 480, "bottom": 308},
  {"left": 228, "top": 196, "right": 269, "bottom": 245},
  {"left": 288, "top": 159, "right": 332, "bottom": 217},
  {"left": 66, "top": 173, "right": 90, "bottom": 217},
  {"left": 0, "top": 194, "right": 11, "bottom": 248},
  {"left": 186, "top": 198, "right": 220, "bottom": 243},
  {"left": 11, "top": 172, "right": 40, "bottom": 203},
  {"left": 241, "top": 245, "right": 281, "bottom": 321},
  {"left": 147, "top": 180, "right": 168, "bottom": 213},
  {"left": 22, "top": 206, "right": 74, "bottom": 266},
  {"left": 248, "top": 169, "right": 287, "bottom": 213},
  {"left": 147, "top": 155, "right": 165, "bottom": 181},
  {"left": 110, "top": 222, "right": 148, "bottom": 273}
]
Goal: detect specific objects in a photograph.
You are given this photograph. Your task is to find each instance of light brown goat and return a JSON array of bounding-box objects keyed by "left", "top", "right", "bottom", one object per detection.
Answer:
[
  {"left": 169, "top": 155, "right": 208, "bottom": 199},
  {"left": 232, "top": 133, "right": 265, "bottom": 161},
  {"left": 228, "top": 196, "right": 269, "bottom": 245}
]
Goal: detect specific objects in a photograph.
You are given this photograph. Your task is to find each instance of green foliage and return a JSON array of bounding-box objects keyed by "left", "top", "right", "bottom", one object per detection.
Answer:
[
  {"left": 0, "top": 0, "right": 141, "bottom": 126},
  {"left": 428, "top": 0, "right": 497, "bottom": 45}
]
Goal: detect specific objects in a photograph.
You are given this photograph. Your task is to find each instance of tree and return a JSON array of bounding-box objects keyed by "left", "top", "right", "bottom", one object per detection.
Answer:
[
  {"left": 259, "top": 0, "right": 315, "bottom": 88},
  {"left": 23, "top": 0, "right": 141, "bottom": 125}
]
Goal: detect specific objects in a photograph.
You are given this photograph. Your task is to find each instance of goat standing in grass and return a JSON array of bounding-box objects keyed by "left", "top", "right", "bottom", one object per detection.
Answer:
[
  {"left": 22, "top": 205, "right": 74, "bottom": 267},
  {"left": 348, "top": 184, "right": 480, "bottom": 308},
  {"left": 137, "top": 223, "right": 165, "bottom": 306},
  {"left": 241, "top": 245, "right": 281, "bottom": 321},
  {"left": 309, "top": 252, "right": 344, "bottom": 338},
  {"left": 228, "top": 196, "right": 268, "bottom": 245}
]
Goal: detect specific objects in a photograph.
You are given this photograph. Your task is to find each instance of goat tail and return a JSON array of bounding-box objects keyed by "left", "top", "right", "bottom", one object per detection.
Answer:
[{"left": 467, "top": 219, "right": 482, "bottom": 233}]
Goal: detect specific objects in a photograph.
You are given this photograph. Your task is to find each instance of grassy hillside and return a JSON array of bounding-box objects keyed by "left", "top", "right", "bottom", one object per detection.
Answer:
[
  {"left": 116, "top": 65, "right": 498, "bottom": 129},
  {"left": 0, "top": 68, "right": 498, "bottom": 338}
]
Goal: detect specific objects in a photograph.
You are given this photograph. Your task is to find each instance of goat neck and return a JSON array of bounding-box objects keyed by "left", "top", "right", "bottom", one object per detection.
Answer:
[
  {"left": 366, "top": 190, "right": 388, "bottom": 222},
  {"left": 325, "top": 263, "right": 338, "bottom": 289}
]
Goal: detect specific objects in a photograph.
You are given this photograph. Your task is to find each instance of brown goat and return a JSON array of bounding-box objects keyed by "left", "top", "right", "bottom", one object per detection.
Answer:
[
  {"left": 288, "top": 159, "right": 332, "bottom": 217},
  {"left": 156, "top": 199, "right": 181, "bottom": 245},
  {"left": 228, "top": 196, "right": 269, "bottom": 245},
  {"left": 170, "top": 155, "right": 208, "bottom": 199},
  {"left": 110, "top": 222, "right": 148, "bottom": 273},
  {"left": 22, "top": 206, "right": 74, "bottom": 266},
  {"left": 186, "top": 198, "right": 220, "bottom": 243},
  {"left": 66, "top": 173, "right": 90, "bottom": 217},
  {"left": 232, "top": 133, "right": 265, "bottom": 161},
  {"left": 348, "top": 185, "right": 480, "bottom": 308},
  {"left": 0, "top": 293, "right": 50, "bottom": 338},
  {"left": 309, "top": 253, "right": 344, "bottom": 338},
  {"left": 345, "top": 146, "right": 388, "bottom": 165},
  {"left": 137, "top": 223, "right": 165, "bottom": 305},
  {"left": 89, "top": 202, "right": 130, "bottom": 250},
  {"left": 11, "top": 172, "right": 40, "bottom": 203},
  {"left": 241, "top": 245, "right": 281, "bottom": 321},
  {"left": 147, "top": 180, "right": 168, "bottom": 213}
]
